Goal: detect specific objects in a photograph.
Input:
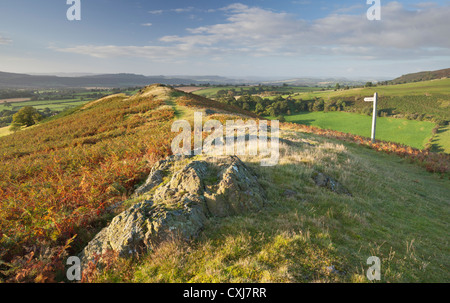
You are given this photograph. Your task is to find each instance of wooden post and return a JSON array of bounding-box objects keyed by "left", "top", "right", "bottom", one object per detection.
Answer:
[{"left": 364, "top": 93, "right": 378, "bottom": 144}]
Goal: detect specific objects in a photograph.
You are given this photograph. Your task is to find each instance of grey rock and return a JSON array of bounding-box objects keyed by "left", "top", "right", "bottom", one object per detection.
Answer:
[
  {"left": 79, "top": 155, "right": 267, "bottom": 268},
  {"left": 312, "top": 172, "right": 352, "bottom": 196},
  {"left": 133, "top": 155, "right": 191, "bottom": 196},
  {"left": 326, "top": 265, "right": 346, "bottom": 275},
  {"left": 202, "top": 156, "right": 266, "bottom": 217}
]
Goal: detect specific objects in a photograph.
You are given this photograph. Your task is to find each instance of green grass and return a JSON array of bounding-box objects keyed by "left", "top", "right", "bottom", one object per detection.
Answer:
[
  {"left": 91, "top": 130, "right": 450, "bottom": 283},
  {"left": 272, "top": 111, "right": 436, "bottom": 150}
]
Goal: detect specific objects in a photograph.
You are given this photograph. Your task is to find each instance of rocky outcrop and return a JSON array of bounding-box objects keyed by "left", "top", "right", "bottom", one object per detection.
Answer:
[
  {"left": 79, "top": 155, "right": 266, "bottom": 268},
  {"left": 312, "top": 171, "right": 352, "bottom": 196}
]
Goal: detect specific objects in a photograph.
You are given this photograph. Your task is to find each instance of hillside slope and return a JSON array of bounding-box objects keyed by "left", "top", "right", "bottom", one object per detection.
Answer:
[
  {"left": 85, "top": 124, "right": 450, "bottom": 283},
  {"left": 0, "top": 84, "right": 448, "bottom": 283},
  {"left": 390, "top": 68, "right": 450, "bottom": 84},
  {"left": 295, "top": 78, "right": 450, "bottom": 121},
  {"left": 0, "top": 84, "right": 256, "bottom": 282}
]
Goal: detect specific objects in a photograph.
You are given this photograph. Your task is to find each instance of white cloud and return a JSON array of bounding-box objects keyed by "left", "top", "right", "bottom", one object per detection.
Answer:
[
  {"left": 53, "top": 2, "right": 450, "bottom": 62},
  {"left": 148, "top": 10, "right": 163, "bottom": 14},
  {"left": 0, "top": 35, "right": 11, "bottom": 45},
  {"left": 141, "top": 23, "right": 152, "bottom": 27},
  {"left": 172, "top": 7, "right": 194, "bottom": 13}
]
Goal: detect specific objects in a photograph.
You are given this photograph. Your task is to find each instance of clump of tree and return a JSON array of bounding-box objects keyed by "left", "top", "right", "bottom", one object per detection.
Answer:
[
  {"left": 217, "top": 93, "right": 337, "bottom": 117},
  {"left": 10, "top": 106, "right": 43, "bottom": 131}
]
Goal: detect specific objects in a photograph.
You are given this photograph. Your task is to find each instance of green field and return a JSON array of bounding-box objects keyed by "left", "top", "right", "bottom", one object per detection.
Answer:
[
  {"left": 273, "top": 111, "right": 436, "bottom": 150},
  {"left": 0, "top": 99, "right": 90, "bottom": 112},
  {"left": 0, "top": 88, "right": 141, "bottom": 113}
]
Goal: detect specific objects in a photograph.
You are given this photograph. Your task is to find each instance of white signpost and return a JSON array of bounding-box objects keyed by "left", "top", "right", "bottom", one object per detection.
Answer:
[{"left": 364, "top": 92, "right": 378, "bottom": 143}]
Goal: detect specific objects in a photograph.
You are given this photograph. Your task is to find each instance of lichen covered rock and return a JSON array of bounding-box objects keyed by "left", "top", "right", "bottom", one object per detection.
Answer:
[{"left": 79, "top": 155, "right": 266, "bottom": 268}]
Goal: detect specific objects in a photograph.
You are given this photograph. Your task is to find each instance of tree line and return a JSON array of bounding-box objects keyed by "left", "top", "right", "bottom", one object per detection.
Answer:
[{"left": 217, "top": 94, "right": 353, "bottom": 120}]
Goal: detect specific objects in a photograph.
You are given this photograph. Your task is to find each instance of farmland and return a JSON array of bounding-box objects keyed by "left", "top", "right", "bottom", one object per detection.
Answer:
[
  {"left": 194, "top": 85, "right": 322, "bottom": 99},
  {"left": 272, "top": 111, "right": 436, "bottom": 150},
  {"left": 1, "top": 98, "right": 89, "bottom": 112},
  {"left": 198, "top": 79, "right": 450, "bottom": 153},
  {"left": 296, "top": 79, "right": 450, "bottom": 122},
  {"left": 0, "top": 88, "right": 141, "bottom": 112}
]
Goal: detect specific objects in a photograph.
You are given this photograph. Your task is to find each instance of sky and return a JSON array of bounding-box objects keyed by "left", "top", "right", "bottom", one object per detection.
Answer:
[{"left": 0, "top": 0, "right": 449, "bottom": 80}]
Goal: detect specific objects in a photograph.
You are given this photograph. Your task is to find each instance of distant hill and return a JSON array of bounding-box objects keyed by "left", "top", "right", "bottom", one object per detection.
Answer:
[
  {"left": 390, "top": 68, "right": 450, "bottom": 84},
  {"left": 0, "top": 72, "right": 245, "bottom": 89},
  {"left": 260, "top": 77, "right": 367, "bottom": 87},
  {"left": 2, "top": 68, "right": 449, "bottom": 89},
  {"left": 0, "top": 71, "right": 373, "bottom": 89}
]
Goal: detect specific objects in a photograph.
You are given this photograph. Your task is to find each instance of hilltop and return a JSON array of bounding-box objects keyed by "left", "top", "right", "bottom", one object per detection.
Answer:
[{"left": 0, "top": 84, "right": 448, "bottom": 283}]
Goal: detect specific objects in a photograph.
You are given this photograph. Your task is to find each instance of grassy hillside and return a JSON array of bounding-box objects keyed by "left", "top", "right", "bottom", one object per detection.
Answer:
[
  {"left": 390, "top": 68, "right": 450, "bottom": 84},
  {"left": 299, "top": 78, "right": 450, "bottom": 98},
  {"left": 295, "top": 78, "right": 450, "bottom": 121},
  {"left": 87, "top": 127, "right": 450, "bottom": 283},
  {"left": 0, "top": 84, "right": 256, "bottom": 282},
  {"left": 0, "top": 84, "right": 448, "bottom": 283}
]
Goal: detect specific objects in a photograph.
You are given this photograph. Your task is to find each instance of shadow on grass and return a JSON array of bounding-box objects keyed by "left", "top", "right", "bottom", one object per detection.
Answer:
[{"left": 430, "top": 126, "right": 448, "bottom": 153}]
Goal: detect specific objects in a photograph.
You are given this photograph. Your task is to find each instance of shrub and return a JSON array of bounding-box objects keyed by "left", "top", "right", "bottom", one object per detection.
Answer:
[{"left": 11, "top": 106, "right": 43, "bottom": 128}]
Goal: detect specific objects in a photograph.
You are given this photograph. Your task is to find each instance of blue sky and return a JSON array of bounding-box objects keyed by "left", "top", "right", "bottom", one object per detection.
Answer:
[{"left": 0, "top": 0, "right": 449, "bottom": 79}]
